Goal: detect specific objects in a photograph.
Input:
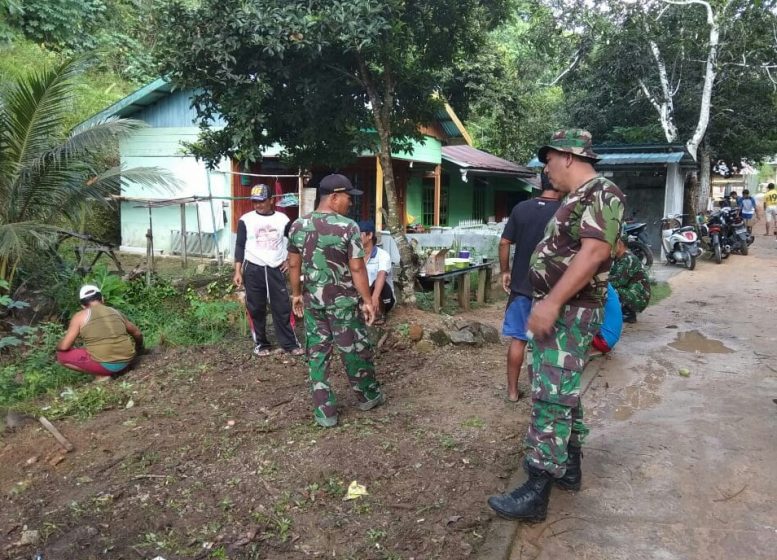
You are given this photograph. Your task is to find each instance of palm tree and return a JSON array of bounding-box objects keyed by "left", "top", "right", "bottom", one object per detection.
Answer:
[{"left": 0, "top": 59, "right": 175, "bottom": 285}]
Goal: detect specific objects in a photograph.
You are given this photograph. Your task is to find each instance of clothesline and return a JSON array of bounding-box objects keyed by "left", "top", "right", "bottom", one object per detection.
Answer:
[{"left": 210, "top": 170, "right": 306, "bottom": 179}]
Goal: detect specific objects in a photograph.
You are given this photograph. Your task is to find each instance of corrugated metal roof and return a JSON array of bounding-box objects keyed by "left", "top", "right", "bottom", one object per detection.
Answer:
[
  {"left": 442, "top": 145, "right": 534, "bottom": 176},
  {"left": 435, "top": 110, "right": 463, "bottom": 138},
  {"left": 78, "top": 78, "right": 174, "bottom": 128},
  {"left": 81, "top": 82, "right": 471, "bottom": 144},
  {"left": 527, "top": 150, "right": 687, "bottom": 168}
]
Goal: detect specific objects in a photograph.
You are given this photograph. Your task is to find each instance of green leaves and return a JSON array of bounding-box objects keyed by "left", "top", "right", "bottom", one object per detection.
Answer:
[
  {"left": 0, "top": 59, "right": 175, "bottom": 285},
  {"left": 157, "top": 0, "right": 507, "bottom": 167}
]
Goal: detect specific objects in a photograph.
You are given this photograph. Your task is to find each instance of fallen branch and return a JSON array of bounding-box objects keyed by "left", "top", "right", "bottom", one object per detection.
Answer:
[
  {"left": 38, "top": 416, "right": 74, "bottom": 452},
  {"left": 713, "top": 484, "right": 747, "bottom": 502}
]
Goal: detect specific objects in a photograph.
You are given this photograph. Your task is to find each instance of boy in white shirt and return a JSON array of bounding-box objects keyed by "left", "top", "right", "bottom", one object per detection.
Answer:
[{"left": 358, "top": 220, "right": 395, "bottom": 322}]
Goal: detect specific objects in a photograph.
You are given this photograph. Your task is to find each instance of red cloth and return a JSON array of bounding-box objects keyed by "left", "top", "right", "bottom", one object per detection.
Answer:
[
  {"left": 591, "top": 334, "right": 611, "bottom": 354},
  {"left": 274, "top": 179, "right": 286, "bottom": 216},
  {"left": 56, "top": 348, "right": 127, "bottom": 376}
]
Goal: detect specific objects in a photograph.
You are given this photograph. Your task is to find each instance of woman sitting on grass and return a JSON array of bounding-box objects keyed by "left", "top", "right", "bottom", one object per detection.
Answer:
[{"left": 56, "top": 285, "right": 143, "bottom": 378}]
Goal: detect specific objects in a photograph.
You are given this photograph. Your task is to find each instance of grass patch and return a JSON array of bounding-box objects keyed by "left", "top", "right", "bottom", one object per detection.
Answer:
[{"left": 648, "top": 281, "right": 672, "bottom": 306}]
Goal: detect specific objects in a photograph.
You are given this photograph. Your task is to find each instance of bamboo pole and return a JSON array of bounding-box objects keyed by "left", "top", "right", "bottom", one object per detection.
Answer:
[
  {"left": 433, "top": 164, "right": 442, "bottom": 226},
  {"left": 375, "top": 157, "right": 384, "bottom": 231},
  {"left": 180, "top": 203, "right": 188, "bottom": 268}
]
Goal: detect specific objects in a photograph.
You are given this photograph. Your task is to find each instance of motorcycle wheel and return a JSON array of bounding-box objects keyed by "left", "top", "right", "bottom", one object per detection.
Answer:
[
  {"left": 713, "top": 242, "right": 722, "bottom": 264},
  {"left": 685, "top": 253, "right": 696, "bottom": 270},
  {"left": 628, "top": 240, "right": 653, "bottom": 268},
  {"left": 740, "top": 243, "right": 748, "bottom": 256}
]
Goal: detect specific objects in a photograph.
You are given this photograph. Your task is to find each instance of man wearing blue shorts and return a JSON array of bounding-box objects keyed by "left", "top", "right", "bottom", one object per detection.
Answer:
[{"left": 499, "top": 175, "right": 562, "bottom": 401}]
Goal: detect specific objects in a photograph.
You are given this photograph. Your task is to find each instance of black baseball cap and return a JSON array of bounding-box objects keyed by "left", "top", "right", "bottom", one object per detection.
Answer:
[{"left": 318, "top": 174, "right": 363, "bottom": 196}]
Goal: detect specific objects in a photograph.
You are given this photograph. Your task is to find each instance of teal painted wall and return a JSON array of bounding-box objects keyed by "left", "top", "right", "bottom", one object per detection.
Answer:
[
  {"left": 404, "top": 161, "right": 535, "bottom": 227},
  {"left": 405, "top": 174, "right": 424, "bottom": 226},
  {"left": 359, "top": 136, "right": 442, "bottom": 164},
  {"left": 119, "top": 127, "right": 232, "bottom": 255}
]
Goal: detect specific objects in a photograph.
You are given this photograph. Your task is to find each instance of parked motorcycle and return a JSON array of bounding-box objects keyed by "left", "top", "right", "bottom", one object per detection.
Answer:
[
  {"left": 721, "top": 207, "right": 753, "bottom": 255},
  {"left": 659, "top": 215, "right": 703, "bottom": 270},
  {"left": 696, "top": 211, "right": 729, "bottom": 264},
  {"left": 623, "top": 220, "right": 654, "bottom": 268}
]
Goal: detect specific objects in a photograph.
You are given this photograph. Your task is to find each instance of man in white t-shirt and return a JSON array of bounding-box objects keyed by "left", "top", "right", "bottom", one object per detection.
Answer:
[
  {"left": 358, "top": 220, "right": 395, "bottom": 322},
  {"left": 234, "top": 184, "right": 302, "bottom": 356}
]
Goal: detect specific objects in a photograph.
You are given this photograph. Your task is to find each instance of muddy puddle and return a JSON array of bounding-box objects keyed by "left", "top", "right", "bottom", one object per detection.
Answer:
[
  {"left": 668, "top": 330, "right": 734, "bottom": 354},
  {"left": 613, "top": 369, "right": 664, "bottom": 421}
]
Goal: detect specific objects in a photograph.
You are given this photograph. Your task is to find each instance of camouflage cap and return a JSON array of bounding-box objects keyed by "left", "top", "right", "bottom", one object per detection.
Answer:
[{"left": 538, "top": 129, "right": 600, "bottom": 164}]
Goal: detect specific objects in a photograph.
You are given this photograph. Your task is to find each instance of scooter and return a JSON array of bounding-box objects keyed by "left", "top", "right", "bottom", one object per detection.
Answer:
[
  {"left": 623, "top": 220, "right": 653, "bottom": 268},
  {"left": 659, "top": 215, "right": 703, "bottom": 270},
  {"left": 696, "top": 211, "right": 728, "bottom": 264}
]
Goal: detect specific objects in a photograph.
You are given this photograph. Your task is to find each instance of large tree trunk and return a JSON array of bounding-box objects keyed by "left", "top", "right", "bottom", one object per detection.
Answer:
[
  {"left": 697, "top": 143, "right": 712, "bottom": 211},
  {"left": 682, "top": 0, "right": 725, "bottom": 161},
  {"left": 376, "top": 139, "right": 419, "bottom": 304},
  {"left": 358, "top": 55, "right": 420, "bottom": 303}
]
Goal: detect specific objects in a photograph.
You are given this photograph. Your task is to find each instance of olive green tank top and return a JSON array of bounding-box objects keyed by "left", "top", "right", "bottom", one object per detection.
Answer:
[{"left": 80, "top": 304, "right": 135, "bottom": 363}]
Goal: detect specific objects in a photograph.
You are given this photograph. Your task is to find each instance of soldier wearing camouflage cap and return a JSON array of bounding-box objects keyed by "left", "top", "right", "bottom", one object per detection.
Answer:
[
  {"left": 287, "top": 174, "right": 385, "bottom": 428},
  {"left": 489, "top": 129, "right": 625, "bottom": 522}
]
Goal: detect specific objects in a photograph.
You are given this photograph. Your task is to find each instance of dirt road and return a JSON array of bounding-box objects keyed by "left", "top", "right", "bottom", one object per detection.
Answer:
[{"left": 485, "top": 243, "right": 777, "bottom": 559}]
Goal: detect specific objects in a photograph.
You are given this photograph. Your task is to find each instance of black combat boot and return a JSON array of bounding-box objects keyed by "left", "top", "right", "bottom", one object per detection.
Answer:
[
  {"left": 555, "top": 445, "right": 582, "bottom": 491},
  {"left": 487, "top": 466, "right": 553, "bottom": 522}
]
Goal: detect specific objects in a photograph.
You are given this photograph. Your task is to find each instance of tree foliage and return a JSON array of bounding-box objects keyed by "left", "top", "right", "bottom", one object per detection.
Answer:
[
  {"left": 553, "top": 0, "right": 777, "bottom": 165},
  {"left": 157, "top": 0, "right": 508, "bottom": 293},
  {"left": 466, "top": 1, "right": 571, "bottom": 162},
  {"left": 1, "top": 0, "right": 165, "bottom": 85}
]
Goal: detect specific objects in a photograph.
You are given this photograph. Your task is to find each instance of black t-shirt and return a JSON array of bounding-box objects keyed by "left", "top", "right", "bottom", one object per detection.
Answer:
[{"left": 502, "top": 196, "right": 562, "bottom": 296}]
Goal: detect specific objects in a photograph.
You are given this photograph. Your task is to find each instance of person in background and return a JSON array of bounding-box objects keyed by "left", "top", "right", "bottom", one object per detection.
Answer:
[
  {"left": 288, "top": 174, "right": 385, "bottom": 428},
  {"left": 499, "top": 173, "right": 563, "bottom": 401},
  {"left": 764, "top": 183, "right": 777, "bottom": 236},
  {"left": 233, "top": 184, "right": 302, "bottom": 357},
  {"left": 56, "top": 285, "right": 143, "bottom": 377},
  {"left": 357, "top": 220, "right": 395, "bottom": 324},
  {"left": 739, "top": 189, "right": 757, "bottom": 233},
  {"left": 609, "top": 239, "right": 651, "bottom": 323}
]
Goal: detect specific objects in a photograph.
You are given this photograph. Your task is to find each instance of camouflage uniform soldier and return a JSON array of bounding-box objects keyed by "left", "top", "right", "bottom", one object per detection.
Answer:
[
  {"left": 287, "top": 174, "right": 385, "bottom": 428},
  {"left": 488, "top": 129, "right": 625, "bottom": 522},
  {"left": 609, "top": 238, "right": 651, "bottom": 322}
]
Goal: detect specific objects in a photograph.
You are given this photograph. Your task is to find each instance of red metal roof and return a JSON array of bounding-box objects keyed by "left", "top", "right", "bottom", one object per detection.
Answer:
[{"left": 442, "top": 145, "right": 534, "bottom": 176}]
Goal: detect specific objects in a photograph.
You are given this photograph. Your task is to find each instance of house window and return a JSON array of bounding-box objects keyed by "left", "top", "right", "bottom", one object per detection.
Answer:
[
  {"left": 473, "top": 178, "right": 487, "bottom": 222},
  {"left": 422, "top": 176, "right": 449, "bottom": 226}
]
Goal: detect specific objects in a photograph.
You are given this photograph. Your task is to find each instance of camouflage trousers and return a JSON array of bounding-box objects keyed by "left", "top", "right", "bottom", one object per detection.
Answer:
[
  {"left": 525, "top": 304, "right": 602, "bottom": 477},
  {"left": 618, "top": 283, "right": 650, "bottom": 313},
  {"left": 304, "top": 304, "right": 381, "bottom": 420}
]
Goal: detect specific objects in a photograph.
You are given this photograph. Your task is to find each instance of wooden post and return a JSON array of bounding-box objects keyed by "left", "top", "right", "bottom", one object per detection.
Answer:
[
  {"left": 146, "top": 205, "right": 155, "bottom": 286},
  {"left": 298, "top": 168, "right": 304, "bottom": 215},
  {"left": 433, "top": 164, "right": 441, "bottom": 226},
  {"left": 375, "top": 156, "right": 384, "bottom": 231},
  {"left": 195, "top": 202, "right": 203, "bottom": 258},
  {"left": 180, "top": 203, "right": 188, "bottom": 268},
  {"left": 477, "top": 267, "right": 487, "bottom": 304},
  {"left": 457, "top": 272, "right": 471, "bottom": 311},
  {"left": 433, "top": 280, "right": 442, "bottom": 313}
]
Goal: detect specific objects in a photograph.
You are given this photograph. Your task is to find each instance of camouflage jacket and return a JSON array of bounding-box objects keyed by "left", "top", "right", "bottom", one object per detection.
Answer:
[
  {"left": 288, "top": 211, "right": 364, "bottom": 309},
  {"left": 529, "top": 176, "right": 625, "bottom": 307},
  {"left": 609, "top": 252, "right": 651, "bottom": 312}
]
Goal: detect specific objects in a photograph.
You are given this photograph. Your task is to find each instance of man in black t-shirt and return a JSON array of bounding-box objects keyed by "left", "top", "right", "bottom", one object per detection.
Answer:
[{"left": 498, "top": 175, "right": 562, "bottom": 401}]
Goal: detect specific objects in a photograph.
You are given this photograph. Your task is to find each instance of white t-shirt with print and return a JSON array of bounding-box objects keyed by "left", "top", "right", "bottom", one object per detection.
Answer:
[
  {"left": 239, "top": 210, "right": 289, "bottom": 267},
  {"left": 366, "top": 246, "right": 394, "bottom": 295}
]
